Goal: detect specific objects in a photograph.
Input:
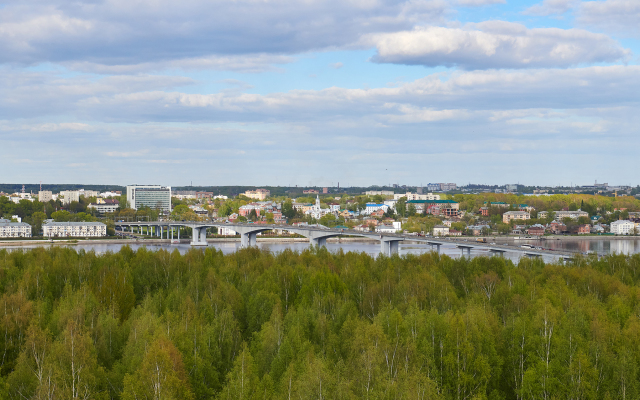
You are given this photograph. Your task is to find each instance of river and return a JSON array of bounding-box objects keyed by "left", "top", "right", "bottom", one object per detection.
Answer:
[{"left": 3, "top": 237, "right": 640, "bottom": 263}]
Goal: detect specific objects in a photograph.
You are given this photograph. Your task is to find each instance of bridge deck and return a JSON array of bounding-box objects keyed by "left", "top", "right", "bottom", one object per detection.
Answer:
[{"left": 115, "top": 221, "right": 584, "bottom": 258}]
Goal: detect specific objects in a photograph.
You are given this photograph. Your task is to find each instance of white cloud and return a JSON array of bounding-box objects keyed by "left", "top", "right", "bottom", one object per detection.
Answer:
[
  {"left": 0, "top": 0, "right": 448, "bottom": 67},
  {"left": 368, "top": 22, "right": 630, "bottom": 69},
  {"left": 523, "top": 0, "right": 578, "bottom": 16},
  {"left": 330, "top": 62, "right": 344, "bottom": 69},
  {"left": 577, "top": 0, "right": 640, "bottom": 36},
  {"left": 456, "top": 0, "right": 506, "bottom": 6}
]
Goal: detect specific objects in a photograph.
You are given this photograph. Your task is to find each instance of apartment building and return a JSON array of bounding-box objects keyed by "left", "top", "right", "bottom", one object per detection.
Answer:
[
  {"left": 503, "top": 211, "right": 531, "bottom": 224},
  {"left": 0, "top": 219, "right": 32, "bottom": 238},
  {"left": 243, "top": 189, "right": 270, "bottom": 200},
  {"left": 43, "top": 221, "right": 107, "bottom": 237}
]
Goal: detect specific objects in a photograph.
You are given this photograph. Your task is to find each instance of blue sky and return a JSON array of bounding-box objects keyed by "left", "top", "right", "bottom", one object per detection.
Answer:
[{"left": 1, "top": 0, "right": 638, "bottom": 187}]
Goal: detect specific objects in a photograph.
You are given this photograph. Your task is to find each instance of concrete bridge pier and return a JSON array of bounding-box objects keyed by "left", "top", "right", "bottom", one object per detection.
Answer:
[
  {"left": 306, "top": 231, "right": 342, "bottom": 248},
  {"left": 380, "top": 237, "right": 404, "bottom": 256},
  {"left": 427, "top": 242, "right": 442, "bottom": 254},
  {"left": 489, "top": 249, "right": 506, "bottom": 257},
  {"left": 191, "top": 226, "right": 208, "bottom": 246},
  {"left": 457, "top": 245, "right": 473, "bottom": 258},
  {"left": 240, "top": 231, "right": 258, "bottom": 247},
  {"left": 190, "top": 226, "right": 207, "bottom": 246},
  {"left": 311, "top": 237, "right": 327, "bottom": 247},
  {"left": 234, "top": 226, "right": 272, "bottom": 247}
]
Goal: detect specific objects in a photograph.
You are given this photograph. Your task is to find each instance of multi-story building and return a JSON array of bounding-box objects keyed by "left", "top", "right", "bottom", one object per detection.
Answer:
[
  {"left": 87, "top": 199, "right": 120, "bottom": 214},
  {"left": 126, "top": 185, "right": 172, "bottom": 212},
  {"left": 80, "top": 190, "right": 99, "bottom": 198},
  {"left": 0, "top": 219, "right": 32, "bottom": 238},
  {"left": 527, "top": 224, "right": 546, "bottom": 236},
  {"left": 433, "top": 225, "right": 449, "bottom": 236},
  {"left": 440, "top": 183, "right": 457, "bottom": 191},
  {"left": 555, "top": 210, "right": 589, "bottom": 220},
  {"left": 43, "top": 221, "right": 107, "bottom": 237},
  {"left": 173, "top": 191, "right": 196, "bottom": 200},
  {"left": 38, "top": 191, "right": 52, "bottom": 202},
  {"left": 243, "top": 189, "right": 270, "bottom": 200},
  {"left": 426, "top": 183, "right": 441, "bottom": 192},
  {"left": 503, "top": 211, "right": 531, "bottom": 224},
  {"left": 393, "top": 192, "right": 440, "bottom": 201},
  {"left": 364, "top": 190, "right": 394, "bottom": 196},
  {"left": 610, "top": 220, "right": 635, "bottom": 235},
  {"left": 363, "top": 203, "right": 389, "bottom": 215},
  {"left": 303, "top": 189, "right": 319, "bottom": 194},
  {"left": 407, "top": 200, "right": 460, "bottom": 217},
  {"left": 59, "top": 190, "right": 80, "bottom": 205}
]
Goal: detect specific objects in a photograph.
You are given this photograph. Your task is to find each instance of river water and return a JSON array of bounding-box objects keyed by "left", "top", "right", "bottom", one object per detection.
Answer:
[{"left": 4, "top": 237, "right": 640, "bottom": 263}]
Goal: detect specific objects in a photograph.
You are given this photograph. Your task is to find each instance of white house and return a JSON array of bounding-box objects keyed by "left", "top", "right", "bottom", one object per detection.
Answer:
[
  {"left": 375, "top": 221, "right": 402, "bottom": 233},
  {"left": 363, "top": 203, "right": 389, "bottom": 215},
  {"left": 433, "top": 225, "right": 449, "bottom": 236},
  {"left": 610, "top": 220, "right": 636, "bottom": 235}
]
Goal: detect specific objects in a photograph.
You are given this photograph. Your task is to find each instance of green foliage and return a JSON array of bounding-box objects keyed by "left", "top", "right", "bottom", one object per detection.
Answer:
[{"left": 1, "top": 247, "right": 640, "bottom": 399}]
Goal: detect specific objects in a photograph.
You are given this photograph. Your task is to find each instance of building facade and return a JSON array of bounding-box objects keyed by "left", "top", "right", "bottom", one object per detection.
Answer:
[
  {"left": 126, "top": 185, "right": 172, "bottom": 212},
  {"left": 364, "top": 191, "right": 394, "bottom": 196},
  {"left": 393, "top": 192, "right": 440, "bottom": 201},
  {"left": 59, "top": 190, "right": 80, "bottom": 205},
  {"left": 502, "top": 211, "right": 531, "bottom": 224},
  {"left": 38, "top": 191, "right": 52, "bottom": 202},
  {"left": 43, "top": 222, "right": 107, "bottom": 237},
  {"left": 0, "top": 219, "right": 32, "bottom": 238},
  {"left": 243, "top": 189, "right": 270, "bottom": 200},
  {"left": 610, "top": 220, "right": 635, "bottom": 235},
  {"left": 555, "top": 210, "right": 589, "bottom": 220},
  {"left": 87, "top": 199, "right": 120, "bottom": 214}
]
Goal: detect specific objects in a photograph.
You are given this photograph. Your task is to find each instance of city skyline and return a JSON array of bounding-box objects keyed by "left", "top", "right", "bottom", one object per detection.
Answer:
[{"left": 1, "top": 0, "right": 638, "bottom": 185}]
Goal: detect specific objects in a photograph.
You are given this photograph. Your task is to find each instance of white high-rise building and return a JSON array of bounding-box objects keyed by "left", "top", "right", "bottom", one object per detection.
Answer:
[{"left": 126, "top": 185, "right": 172, "bottom": 212}]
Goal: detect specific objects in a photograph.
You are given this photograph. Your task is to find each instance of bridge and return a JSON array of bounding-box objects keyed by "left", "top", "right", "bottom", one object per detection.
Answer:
[{"left": 115, "top": 221, "right": 584, "bottom": 260}]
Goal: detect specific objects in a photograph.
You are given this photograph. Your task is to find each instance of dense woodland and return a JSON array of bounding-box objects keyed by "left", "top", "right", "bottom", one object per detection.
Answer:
[{"left": 0, "top": 247, "right": 639, "bottom": 399}]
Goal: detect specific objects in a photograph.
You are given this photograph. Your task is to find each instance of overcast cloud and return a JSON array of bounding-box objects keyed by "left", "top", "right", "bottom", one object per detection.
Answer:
[{"left": 0, "top": 0, "right": 637, "bottom": 186}]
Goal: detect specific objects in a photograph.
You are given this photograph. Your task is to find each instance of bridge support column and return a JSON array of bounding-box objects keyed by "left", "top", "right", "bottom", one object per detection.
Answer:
[
  {"left": 200, "top": 227, "right": 207, "bottom": 243},
  {"left": 380, "top": 238, "right": 403, "bottom": 256},
  {"left": 311, "top": 237, "right": 327, "bottom": 247},
  {"left": 191, "top": 227, "right": 207, "bottom": 246},
  {"left": 240, "top": 232, "right": 258, "bottom": 247},
  {"left": 430, "top": 244, "right": 441, "bottom": 254},
  {"left": 489, "top": 249, "right": 506, "bottom": 257},
  {"left": 457, "top": 246, "right": 473, "bottom": 258},
  {"left": 170, "top": 228, "right": 173, "bottom": 241}
]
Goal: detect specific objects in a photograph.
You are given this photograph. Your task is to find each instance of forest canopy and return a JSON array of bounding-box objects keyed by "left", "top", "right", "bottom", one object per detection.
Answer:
[{"left": 0, "top": 246, "right": 639, "bottom": 399}]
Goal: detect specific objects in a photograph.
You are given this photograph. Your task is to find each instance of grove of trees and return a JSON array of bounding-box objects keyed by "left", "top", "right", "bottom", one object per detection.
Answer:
[{"left": 0, "top": 247, "right": 640, "bottom": 399}]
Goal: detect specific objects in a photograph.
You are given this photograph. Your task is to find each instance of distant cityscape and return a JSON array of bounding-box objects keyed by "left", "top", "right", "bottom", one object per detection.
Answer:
[{"left": 1, "top": 181, "right": 639, "bottom": 240}]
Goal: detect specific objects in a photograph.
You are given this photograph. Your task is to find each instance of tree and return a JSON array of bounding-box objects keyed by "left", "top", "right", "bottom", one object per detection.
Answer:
[
  {"left": 122, "top": 336, "right": 194, "bottom": 400},
  {"left": 31, "top": 211, "right": 47, "bottom": 236},
  {"left": 396, "top": 197, "right": 407, "bottom": 218},
  {"left": 248, "top": 209, "right": 258, "bottom": 221},
  {"left": 281, "top": 200, "right": 295, "bottom": 219}
]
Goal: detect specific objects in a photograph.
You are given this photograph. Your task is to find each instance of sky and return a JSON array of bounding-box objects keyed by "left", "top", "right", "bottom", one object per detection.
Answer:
[{"left": 1, "top": 0, "right": 638, "bottom": 187}]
